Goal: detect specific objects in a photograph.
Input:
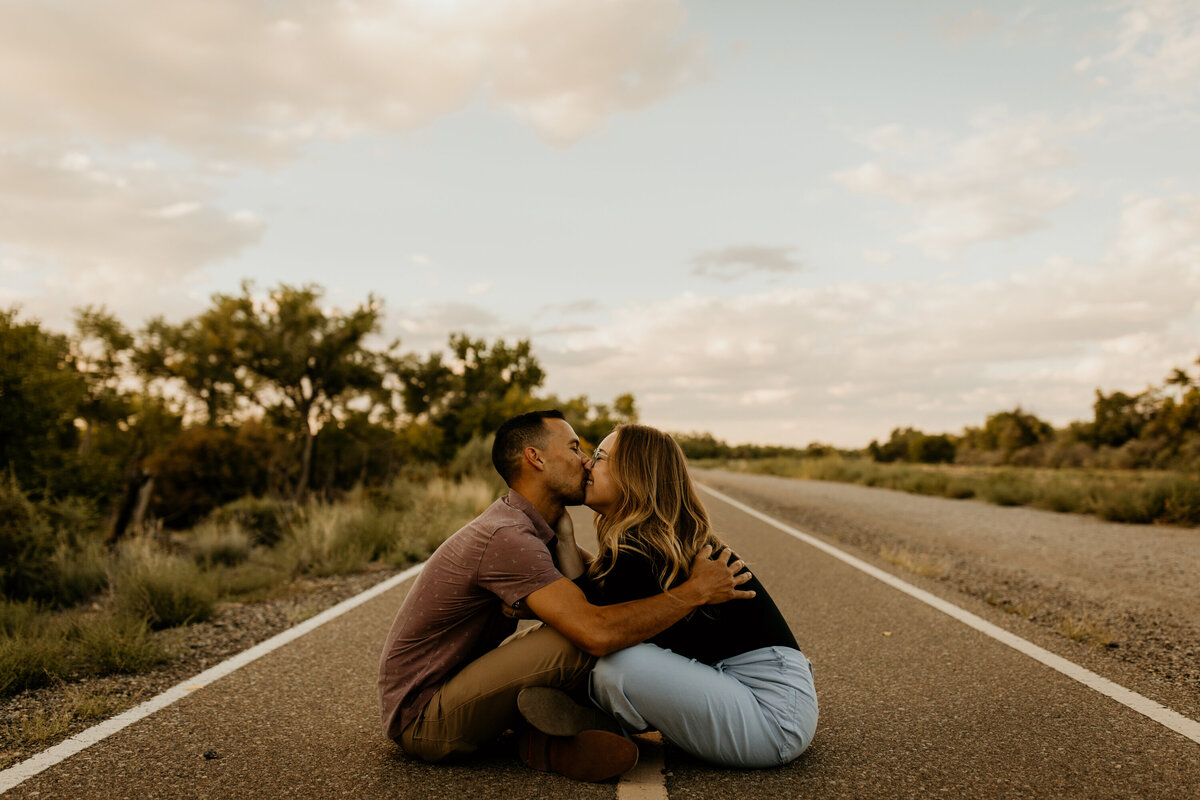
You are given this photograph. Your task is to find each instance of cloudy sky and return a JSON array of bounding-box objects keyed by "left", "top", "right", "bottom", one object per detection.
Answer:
[{"left": 2, "top": 0, "right": 1198, "bottom": 447}]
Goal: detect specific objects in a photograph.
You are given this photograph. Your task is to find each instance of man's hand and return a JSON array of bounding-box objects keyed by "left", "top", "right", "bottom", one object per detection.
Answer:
[{"left": 679, "top": 545, "right": 755, "bottom": 605}]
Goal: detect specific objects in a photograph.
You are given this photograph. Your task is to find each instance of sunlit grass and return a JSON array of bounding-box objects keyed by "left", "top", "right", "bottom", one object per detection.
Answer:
[
  {"left": 1, "top": 685, "right": 130, "bottom": 758},
  {"left": 111, "top": 537, "right": 218, "bottom": 629},
  {"left": 878, "top": 545, "right": 949, "bottom": 579},
  {"left": 1, "top": 473, "right": 495, "bottom": 700},
  {"left": 696, "top": 456, "right": 1200, "bottom": 526},
  {"left": 1058, "top": 614, "right": 1116, "bottom": 648},
  {"left": 984, "top": 592, "right": 1039, "bottom": 620}
]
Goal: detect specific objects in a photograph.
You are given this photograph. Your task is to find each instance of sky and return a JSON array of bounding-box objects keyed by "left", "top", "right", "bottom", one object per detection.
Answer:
[{"left": 2, "top": 0, "right": 1198, "bottom": 448}]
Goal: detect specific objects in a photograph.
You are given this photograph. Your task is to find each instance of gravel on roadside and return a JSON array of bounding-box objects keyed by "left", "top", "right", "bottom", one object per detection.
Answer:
[{"left": 1, "top": 566, "right": 401, "bottom": 771}]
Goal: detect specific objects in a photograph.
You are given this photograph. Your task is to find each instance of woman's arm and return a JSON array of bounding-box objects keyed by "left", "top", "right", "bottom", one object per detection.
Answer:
[{"left": 552, "top": 512, "right": 586, "bottom": 580}]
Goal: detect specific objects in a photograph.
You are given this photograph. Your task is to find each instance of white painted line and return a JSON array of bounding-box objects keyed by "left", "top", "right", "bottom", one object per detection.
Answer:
[
  {"left": 618, "top": 732, "right": 667, "bottom": 800},
  {"left": 0, "top": 563, "right": 426, "bottom": 795},
  {"left": 699, "top": 483, "right": 1200, "bottom": 747}
]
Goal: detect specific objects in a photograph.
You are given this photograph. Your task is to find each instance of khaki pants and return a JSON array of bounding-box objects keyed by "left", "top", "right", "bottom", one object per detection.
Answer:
[{"left": 400, "top": 624, "right": 594, "bottom": 762}]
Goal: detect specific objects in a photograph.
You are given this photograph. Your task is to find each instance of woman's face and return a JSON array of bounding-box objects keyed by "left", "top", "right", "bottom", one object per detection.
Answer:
[{"left": 584, "top": 431, "right": 619, "bottom": 515}]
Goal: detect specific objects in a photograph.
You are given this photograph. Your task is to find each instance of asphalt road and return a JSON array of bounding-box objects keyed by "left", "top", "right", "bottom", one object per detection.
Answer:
[{"left": 6, "top": 474, "right": 1199, "bottom": 799}]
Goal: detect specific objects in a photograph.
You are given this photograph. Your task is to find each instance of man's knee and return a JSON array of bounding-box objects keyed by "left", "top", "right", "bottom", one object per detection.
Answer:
[{"left": 534, "top": 625, "right": 595, "bottom": 685}]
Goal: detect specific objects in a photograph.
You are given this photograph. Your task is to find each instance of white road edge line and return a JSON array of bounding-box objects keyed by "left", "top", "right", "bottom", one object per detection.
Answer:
[
  {"left": 699, "top": 483, "right": 1200, "bottom": 747},
  {"left": 0, "top": 562, "right": 427, "bottom": 795}
]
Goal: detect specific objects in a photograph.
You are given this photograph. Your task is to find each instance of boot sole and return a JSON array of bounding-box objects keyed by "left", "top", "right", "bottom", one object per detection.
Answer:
[
  {"left": 518, "top": 687, "right": 622, "bottom": 737},
  {"left": 521, "top": 729, "right": 638, "bottom": 782}
]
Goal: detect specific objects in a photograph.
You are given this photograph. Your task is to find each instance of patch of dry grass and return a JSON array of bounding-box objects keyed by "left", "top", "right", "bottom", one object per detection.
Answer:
[
  {"left": 984, "top": 592, "right": 1039, "bottom": 620},
  {"left": 3, "top": 708, "right": 71, "bottom": 746},
  {"left": 1058, "top": 614, "right": 1116, "bottom": 648},
  {"left": 878, "top": 545, "right": 949, "bottom": 579},
  {"left": 0, "top": 685, "right": 128, "bottom": 765},
  {"left": 700, "top": 456, "right": 1200, "bottom": 526}
]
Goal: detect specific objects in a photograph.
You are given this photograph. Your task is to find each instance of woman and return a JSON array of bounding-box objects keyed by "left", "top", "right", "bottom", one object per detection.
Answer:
[{"left": 582, "top": 424, "right": 818, "bottom": 768}]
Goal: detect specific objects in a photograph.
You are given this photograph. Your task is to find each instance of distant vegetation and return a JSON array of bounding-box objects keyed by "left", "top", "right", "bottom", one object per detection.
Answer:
[
  {"left": 1, "top": 282, "right": 636, "bottom": 704},
  {"left": 3, "top": 278, "right": 1197, "bottom": 705},
  {"left": 678, "top": 356, "right": 1200, "bottom": 526}
]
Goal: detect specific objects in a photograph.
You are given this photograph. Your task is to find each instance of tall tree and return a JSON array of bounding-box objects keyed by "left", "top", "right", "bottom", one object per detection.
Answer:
[
  {"left": 71, "top": 307, "right": 134, "bottom": 458},
  {"left": 136, "top": 296, "right": 247, "bottom": 427},
  {"left": 396, "top": 333, "right": 546, "bottom": 458},
  {"left": 227, "top": 282, "right": 391, "bottom": 500},
  {"left": 0, "top": 309, "right": 85, "bottom": 493}
]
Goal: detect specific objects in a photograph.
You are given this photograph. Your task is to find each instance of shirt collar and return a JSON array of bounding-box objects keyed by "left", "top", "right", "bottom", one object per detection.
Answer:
[{"left": 504, "top": 489, "right": 556, "bottom": 544}]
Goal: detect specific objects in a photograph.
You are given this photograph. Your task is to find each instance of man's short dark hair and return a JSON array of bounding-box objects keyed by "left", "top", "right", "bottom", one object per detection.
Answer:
[{"left": 492, "top": 409, "right": 566, "bottom": 486}]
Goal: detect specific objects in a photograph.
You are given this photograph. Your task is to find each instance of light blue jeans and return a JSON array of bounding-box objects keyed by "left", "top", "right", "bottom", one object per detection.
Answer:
[{"left": 589, "top": 643, "right": 818, "bottom": 768}]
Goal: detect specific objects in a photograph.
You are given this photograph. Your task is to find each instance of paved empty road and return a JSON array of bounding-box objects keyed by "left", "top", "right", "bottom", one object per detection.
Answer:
[{"left": 5, "top": 474, "right": 1198, "bottom": 798}]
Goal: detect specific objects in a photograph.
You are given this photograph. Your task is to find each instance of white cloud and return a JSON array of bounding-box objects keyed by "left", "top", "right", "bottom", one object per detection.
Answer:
[
  {"left": 936, "top": 9, "right": 1003, "bottom": 46},
  {"left": 0, "top": 0, "right": 706, "bottom": 320},
  {"left": 861, "top": 248, "right": 894, "bottom": 265},
  {"left": 540, "top": 193, "right": 1200, "bottom": 446},
  {"left": 689, "top": 245, "right": 803, "bottom": 280},
  {"left": 390, "top": 301, "right": 506, "bottom": 352},
  {"left": 0, "top": 149, "right": 263, "bottom": 326},
  {"left": 0, "top": 0, "right": 706, "bottom": 160},
  {"left": 1109, "top": 0, "right": 1200, "bottom": 97},
  {"left": 835, "top": 111, "right": 1085, "bottom": 259}
]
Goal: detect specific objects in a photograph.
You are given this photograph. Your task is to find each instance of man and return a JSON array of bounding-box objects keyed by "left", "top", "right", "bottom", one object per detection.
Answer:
[{"left": 378, "top": 410, "right": 753, "bottom": 782}]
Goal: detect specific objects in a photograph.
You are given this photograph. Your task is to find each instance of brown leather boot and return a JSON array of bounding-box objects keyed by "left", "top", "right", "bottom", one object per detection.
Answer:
[
  {"left": 517, "top": 687, "right": 623, "bottom": 736},
  {"left": 518, "top": 729, "right": 638, "bottom": 782}
]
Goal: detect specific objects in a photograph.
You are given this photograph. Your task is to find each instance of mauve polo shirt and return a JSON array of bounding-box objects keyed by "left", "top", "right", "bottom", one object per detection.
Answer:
[{"left": 377, "top": 490, "right": 564, "bottom": 740}]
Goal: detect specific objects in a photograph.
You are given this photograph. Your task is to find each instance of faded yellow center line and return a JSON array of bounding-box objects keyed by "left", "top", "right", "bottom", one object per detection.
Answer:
[{"left": 618, "top": 732, "right": 667, "bottom": 800}]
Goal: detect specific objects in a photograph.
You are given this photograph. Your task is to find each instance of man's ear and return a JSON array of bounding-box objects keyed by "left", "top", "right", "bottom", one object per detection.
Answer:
[{"left": 523, "top": 446, "right": 545, "bottom": 471}]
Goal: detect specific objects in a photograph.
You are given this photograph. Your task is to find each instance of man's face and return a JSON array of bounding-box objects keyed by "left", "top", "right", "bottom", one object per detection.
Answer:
[{"left": 535, "top": 418, "right": 590, "bottom": 505}]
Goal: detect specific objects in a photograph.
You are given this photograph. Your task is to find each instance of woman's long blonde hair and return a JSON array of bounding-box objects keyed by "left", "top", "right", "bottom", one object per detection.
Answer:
[{"left": 589, "top": 424, "right": 721, "bottom": 591}]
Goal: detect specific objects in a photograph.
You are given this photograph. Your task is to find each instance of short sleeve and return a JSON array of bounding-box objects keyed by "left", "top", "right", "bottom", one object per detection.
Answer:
[{"left": 477, "top": 525, "right": 563, "bottom": 606}]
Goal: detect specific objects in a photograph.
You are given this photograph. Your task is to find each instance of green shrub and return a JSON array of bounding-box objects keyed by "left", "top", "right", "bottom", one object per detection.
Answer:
[
  {"left": 383, "top": 477, "right": 492, "bottom": 565},
  {"left": 215, "top": 560, "right": 287, "bottom": 601},
  {"left": 367, "top": 479, "right": 421, "bottom": 512},
  {"left": 112, "top": 541, "right": 217, "bottom": 628},
  {"left": 49, "top": 536, "right": 110, "bottom": 606},
  {"left": 0, "top": 478, "right": 56, "bottom": 602},
  {"left": 188, "top": 520, "right": 253, "bottom": 567},
  {"left": 276, "top": 503, "right": 394, "bottom": 576},
  {"left": 208, "top": 496, "right": 296, "bottom": 547},
  {"left": 72, "top": 613, "right": 169, "bottom": 675},
  {"left": 1033, "top": 479, "right": 1088, "bottom": 514},
  {"left": 1093, "top": 484, "right": 1157, "bottom": 524},
  {"left": 942, "top": 478, "right": 976, "bottom": 499},
  {"left": 1157, "top": 474, "right": 1200, "bottom": 525},
  {"left": 41, "top": 495, "right": 102, "bottom": 547},
  {"left": 0, "top": 631, "right": 72, "bottom": 695},
  {"left": 0, "top": 598, "right": 40, "bottom": 637},
  {"left": 447, "top": 435, "right": 499, "bottom": 484},
  {"left": 979, "top": 472, "right": 1037, "bottom": 506},
  {"left": 145, "top": 426, "right": 281, "bottom": 529},
  {"left": 895, "top": 470, "right": 950, "bottom": 496}
]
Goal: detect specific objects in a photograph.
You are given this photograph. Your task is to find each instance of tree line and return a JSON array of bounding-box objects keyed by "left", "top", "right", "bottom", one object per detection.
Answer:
[
  {"left": 670, "top": 359, "right": 1200, "bottom": 474},
  {"left": 869, "top": 361, "right": 1200, "bottom": 470},
  {"left": 1, "top": 282, "right": 637, "bottom": 537}
]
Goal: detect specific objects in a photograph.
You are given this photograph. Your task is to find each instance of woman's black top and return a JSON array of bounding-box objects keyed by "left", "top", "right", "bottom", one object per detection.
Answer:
[{"left": 580, "top": 538, "right": 799, "bottom": 666}]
